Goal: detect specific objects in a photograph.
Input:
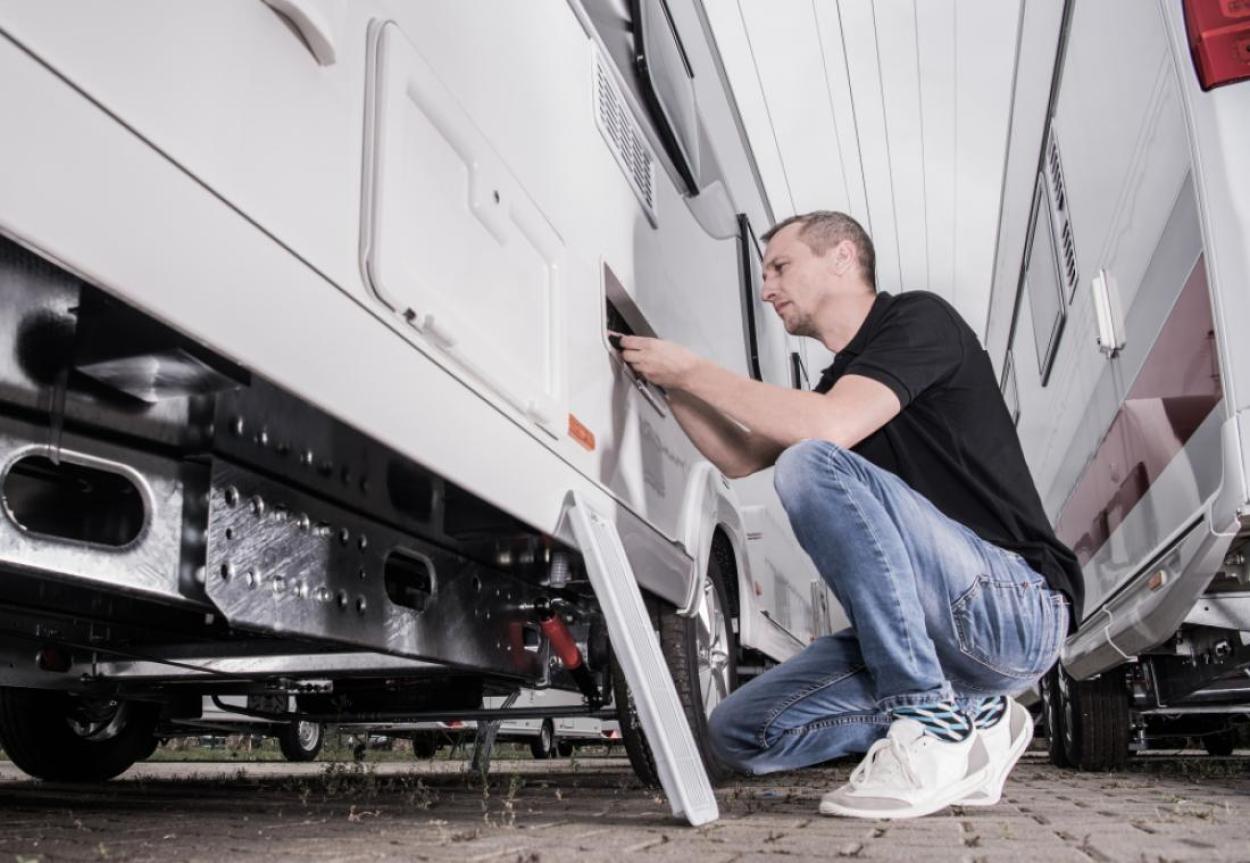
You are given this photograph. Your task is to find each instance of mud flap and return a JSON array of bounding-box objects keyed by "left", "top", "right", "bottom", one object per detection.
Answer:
[{"left": 565, "top": 492, "right": 718, "bottom": 826}]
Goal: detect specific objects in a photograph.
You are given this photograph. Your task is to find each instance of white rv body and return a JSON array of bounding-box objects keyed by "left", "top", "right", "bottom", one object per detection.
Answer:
[
  {"left": 0, "top": 0, "right": 845, "bottom": 786},
  {"left": 985, "top": 0, "right": 1250, "bottom": 752}
]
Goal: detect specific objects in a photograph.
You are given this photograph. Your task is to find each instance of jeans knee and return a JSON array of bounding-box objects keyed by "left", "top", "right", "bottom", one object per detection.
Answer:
[
  {"left": 707, "top": 700, "right": 755, "bottom": 774},
  {"left": 774, "top": 439, "right": 849, "bottom": 518},
  {"left": 706, "top": 702, "right": 737, "bottom": 759},
  {"left": 774, "top": 440, "right": 826, "bottom": 502}
]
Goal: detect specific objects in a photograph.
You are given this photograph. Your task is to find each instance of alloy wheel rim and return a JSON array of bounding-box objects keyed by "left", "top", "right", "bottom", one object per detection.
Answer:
[
  {"left": 695, "top": 578, "right": 731, "bottom": 716},
  {"left": 66, "top": 698, "right": 129, "bottom": 742},
  {"left": 296, "top": 721, "right": 320, "bottom": 751}
]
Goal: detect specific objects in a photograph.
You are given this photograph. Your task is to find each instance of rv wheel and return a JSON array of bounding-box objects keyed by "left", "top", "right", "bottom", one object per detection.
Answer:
[
  {"left": 529, "top": 720, "right": 555, "bottom": 759},
  {"left": 1058, "top": 664, "right": 1131, "bottom": 770},
  {"left": 1040, "top": 665, "right": 1071, "bottom": 767},
  {"left": 614, "top": 551, "right": 738, "bottom": 787},
  {"left": 136, "top": 734, "right": 163, "bottom": 762},
  {"left": 0, "top": 686, "right": 160, "bottom": 781},
  {"left": 411, "top": 733, "right": 439, "bottom": 759},
  {"left": 278, "top": 720, "right": 323, "bottom": 762}
]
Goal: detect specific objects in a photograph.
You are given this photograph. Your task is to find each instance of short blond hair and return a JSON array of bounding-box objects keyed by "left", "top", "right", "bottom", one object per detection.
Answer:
[{"left": 762, "top": 211, "right": 876, "bottom": 289}]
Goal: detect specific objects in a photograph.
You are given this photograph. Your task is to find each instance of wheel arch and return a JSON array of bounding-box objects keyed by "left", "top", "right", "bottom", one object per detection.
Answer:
[{"left": 676, "top": 462, "right": 751, "bottom": 620}]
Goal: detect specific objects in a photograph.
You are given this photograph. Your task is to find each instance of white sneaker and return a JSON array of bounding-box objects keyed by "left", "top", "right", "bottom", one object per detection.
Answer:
[
  {"left": 818, "top": 718, "right": 991, "bottom": 819},
  {"left": 959, "top": 698, "right": 1033, "bottom": 806}
]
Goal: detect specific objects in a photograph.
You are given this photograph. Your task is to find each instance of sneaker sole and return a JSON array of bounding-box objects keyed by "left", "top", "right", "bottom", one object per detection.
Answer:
[
  {"left": 959, "top": 702, "right": 1033, "bottom": 807},
  {"left": 818, "top": 764, "right": 991, "bottom": 820}
]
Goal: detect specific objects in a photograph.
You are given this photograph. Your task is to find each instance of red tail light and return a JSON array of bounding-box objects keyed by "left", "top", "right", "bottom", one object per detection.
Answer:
[{"left": 1184, "top": 0, "right": 1250, "bottom": 90}]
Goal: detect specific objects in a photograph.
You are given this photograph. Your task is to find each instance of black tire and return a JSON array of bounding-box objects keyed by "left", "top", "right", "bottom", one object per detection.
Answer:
[
  {"left": 529, "top": 720, "right": 554, "bottom": 760},
  {"left": 411, "top": 733, "right": 439, "bottom": 759},
  {"left": 556, "top": 740, "right": 574, "bottom": 758},
  {"left": 613, "top": 653, "right": 660, "bottom": 784},
  {"left": 277, "top": 720, "right": 323, "bottom": 762},
  {"left": 1059, "top": 664, "right": 1131, "bottom": 770},
  {"left": 615, "top": 548, "right": 738, "bottom": 787},
  {"left": 135, "top": 734, "right": 162, "bottom": 762},
  {"left": 1040, "top": 664, "right": 1071, "bottom": 768},
  {"left": 0, "top": 687, "right": 160, "bottom": 782},
  {"left": 1202, "top": 727, "right": 1237, "bottom": 757}
]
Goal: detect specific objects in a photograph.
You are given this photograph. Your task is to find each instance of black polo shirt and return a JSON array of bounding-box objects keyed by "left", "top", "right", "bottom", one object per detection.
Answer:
[{"left": 814, "top": 290, "right": 1083, "bottom": 626}]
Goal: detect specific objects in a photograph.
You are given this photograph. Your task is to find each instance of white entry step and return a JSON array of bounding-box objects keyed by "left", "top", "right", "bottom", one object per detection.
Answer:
[{"left": 565, "top": 492, "right": 718, "bottom": 827}]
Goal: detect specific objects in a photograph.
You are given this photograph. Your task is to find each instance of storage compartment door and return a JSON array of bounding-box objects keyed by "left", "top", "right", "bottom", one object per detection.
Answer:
[{"left": 363, "top": 21, "right": 566, "bottom": 437}]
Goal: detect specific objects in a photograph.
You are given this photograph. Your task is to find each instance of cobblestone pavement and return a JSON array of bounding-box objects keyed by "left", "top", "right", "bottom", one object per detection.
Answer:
[{"left": 1, "top": 753, "right": 1247, "bottom": 862}]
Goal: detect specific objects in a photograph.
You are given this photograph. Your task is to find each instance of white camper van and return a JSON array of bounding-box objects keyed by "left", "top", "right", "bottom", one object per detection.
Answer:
[
  {"left": 985, "top": 0, "right": 1250, "bottom": 768},
  {"left": 0, "top": 0, "right": 841, "bottom": 789}
]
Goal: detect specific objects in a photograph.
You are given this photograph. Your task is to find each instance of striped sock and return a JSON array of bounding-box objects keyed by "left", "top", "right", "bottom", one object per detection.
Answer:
[
  {"left": 892, "top": 701, "right": 973, "bottom": 742},
  {"left": 971, "top": 696, "right": 1009, "bottom": 730}
]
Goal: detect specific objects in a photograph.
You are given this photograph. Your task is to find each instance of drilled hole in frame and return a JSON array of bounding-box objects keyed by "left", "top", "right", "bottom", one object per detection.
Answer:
[{"left": 2, "top": 455, "right": 145, "bottom": 547}]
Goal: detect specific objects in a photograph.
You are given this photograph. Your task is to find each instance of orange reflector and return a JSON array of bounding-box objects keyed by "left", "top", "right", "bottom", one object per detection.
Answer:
[
  {"left": 753, "top": 580, "right": 763, "bottom": 597},
  {"left": 568, "top": 414, "right": 596, "bottom": 451},
  {"left": 1148, "top": 570, "right": 1168, "bottom": 591}
]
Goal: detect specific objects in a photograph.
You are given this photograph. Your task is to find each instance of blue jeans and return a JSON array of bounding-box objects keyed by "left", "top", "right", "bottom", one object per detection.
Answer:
[{"left": 709, "top": 440, "right": 1068, "bottom": 775}]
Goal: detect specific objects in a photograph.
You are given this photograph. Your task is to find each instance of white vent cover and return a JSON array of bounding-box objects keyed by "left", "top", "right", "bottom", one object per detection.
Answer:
[
  {"left": 593, "top": 48, "right": 658, "bottom": 225},
  {"left": 1044, "top": 131, "right": 1079, "bottom": 302}
]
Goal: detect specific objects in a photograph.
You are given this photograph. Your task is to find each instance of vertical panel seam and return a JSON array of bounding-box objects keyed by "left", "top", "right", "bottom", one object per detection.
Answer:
[{"left": 737, "top": 0, "right": 797, "bottom": 217}]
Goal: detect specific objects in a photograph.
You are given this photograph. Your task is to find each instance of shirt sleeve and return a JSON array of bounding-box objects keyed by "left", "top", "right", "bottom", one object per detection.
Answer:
[{"left": 843, "top": 297, "right": 963, "bottom": 408}]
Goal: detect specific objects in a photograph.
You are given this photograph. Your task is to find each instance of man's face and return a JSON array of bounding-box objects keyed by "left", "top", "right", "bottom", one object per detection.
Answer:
[{"left": 761, "top": 223, "right": 850, "bottom": 337}]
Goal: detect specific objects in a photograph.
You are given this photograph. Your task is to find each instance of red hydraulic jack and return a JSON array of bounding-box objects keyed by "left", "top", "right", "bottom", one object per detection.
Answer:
[{"left": 536, "top": 601, "right": 602, "bottom": 709}]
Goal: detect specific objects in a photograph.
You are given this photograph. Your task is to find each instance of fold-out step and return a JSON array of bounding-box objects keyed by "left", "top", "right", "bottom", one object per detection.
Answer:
[{"left": 564, "top": 491, "right": 718, "bottom": 826}]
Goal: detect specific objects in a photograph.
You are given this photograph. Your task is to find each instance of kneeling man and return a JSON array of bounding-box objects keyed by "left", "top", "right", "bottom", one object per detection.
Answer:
[{"left": 617, "top": 211, "right": 1080, "bottom": 819}]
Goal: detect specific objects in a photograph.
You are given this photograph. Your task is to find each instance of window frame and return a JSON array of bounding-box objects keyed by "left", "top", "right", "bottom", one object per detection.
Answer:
[
  {"left": 1023, "top": 176, "right": 1068, "bottom": 387},
  {"left": 737, "top": 213, "right": 764, "bottom": 382},
  {"left": 1000, "top": 348, "right": 1020, "bottom": 426},
  {"left": 630, "top": 0, "right": 700, "bottom": 196}
]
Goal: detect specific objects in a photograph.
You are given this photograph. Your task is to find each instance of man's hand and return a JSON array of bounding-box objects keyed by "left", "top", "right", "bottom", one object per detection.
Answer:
[{"left": 615, "top": 333, "right": 703, "bottom": 390}]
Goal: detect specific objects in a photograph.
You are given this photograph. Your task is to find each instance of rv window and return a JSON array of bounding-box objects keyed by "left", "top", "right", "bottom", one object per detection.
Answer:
[
  {"left": 631, "top": 0, "right": 700, "bottom": 195},
  {"left": 1000, "top": 350, "right": 1020, "bottom": 426},
  {"left": 737, "top": 214, "right": 791, "bottom": 387},
  {"left": 1024, "top": 179, "right": 1066, "bottom": 386},
  {"left": 738, "top": 214, "right": 764, "bottom": 381}
]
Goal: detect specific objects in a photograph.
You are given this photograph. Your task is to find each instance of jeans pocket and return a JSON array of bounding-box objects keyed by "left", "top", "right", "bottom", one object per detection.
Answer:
[{"left": 951, "top": 575, "right": 1060, "bottom": 680}]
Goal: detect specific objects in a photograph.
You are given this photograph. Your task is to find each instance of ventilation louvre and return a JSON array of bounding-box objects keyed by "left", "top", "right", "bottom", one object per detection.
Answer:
[
  {"left": 1045, "top": 132, "right": 1079, "bottom": 301},
  {"left": 593, "top": 49, "right": 658, "bottom": 225}
]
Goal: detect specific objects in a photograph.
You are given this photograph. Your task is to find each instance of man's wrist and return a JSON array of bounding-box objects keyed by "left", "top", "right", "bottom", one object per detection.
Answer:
[{"left": 679, "top": 355, "right": 712, "bottom": 392}]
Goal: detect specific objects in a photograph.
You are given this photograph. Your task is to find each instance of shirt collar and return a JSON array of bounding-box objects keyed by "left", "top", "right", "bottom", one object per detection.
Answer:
[
  {"left": 819, "top": 290, "right": 892, "bottom": 382},
  {"left": 841, "top": 291, "right": 892, "bottom": 355}
]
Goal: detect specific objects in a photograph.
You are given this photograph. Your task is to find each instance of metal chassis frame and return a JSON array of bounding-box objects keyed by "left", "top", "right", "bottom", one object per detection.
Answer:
[{"left": 206, "top": 694, "right": 615, "bottom": 726}]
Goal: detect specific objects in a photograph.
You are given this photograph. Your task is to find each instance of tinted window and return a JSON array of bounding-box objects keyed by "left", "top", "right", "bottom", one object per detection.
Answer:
[
  {"left": 738, "top": 215, "right": 790, "bottom": 387},
  {"left": 1000, "top": 349, "right": 1020, "bottom": 425},
  {"left": 1025, "top": 180, "right": 1066, "bottom": 385},
  {"left": 632, "top": 0, "right": 700, "bottom": 194}
]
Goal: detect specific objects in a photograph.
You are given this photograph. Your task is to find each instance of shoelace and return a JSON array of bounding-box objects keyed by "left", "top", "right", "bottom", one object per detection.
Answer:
[{"left": 848, "top": 736, "right": 921, "bottom": 790}]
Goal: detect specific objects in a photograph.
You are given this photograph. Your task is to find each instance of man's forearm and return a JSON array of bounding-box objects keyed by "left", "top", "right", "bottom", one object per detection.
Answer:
[
  {"left": 678, "top": 360, "right": 838, "bottom": 448},
  {"left": 667, "top": 390, "right": 777, "bottom": 478},
  {"left": 618, "top": 333, "right": 901, "bottom": 456}
]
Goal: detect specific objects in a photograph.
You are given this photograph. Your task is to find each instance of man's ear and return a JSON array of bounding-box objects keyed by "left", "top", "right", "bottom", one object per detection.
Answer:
[{"left": 833, "top": 239, "right": 856, "bottom": 276}]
